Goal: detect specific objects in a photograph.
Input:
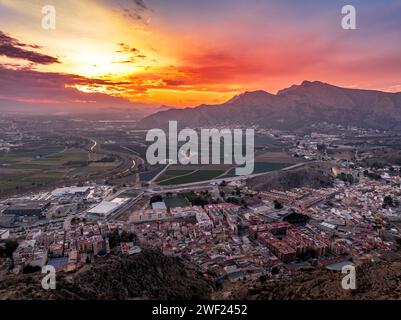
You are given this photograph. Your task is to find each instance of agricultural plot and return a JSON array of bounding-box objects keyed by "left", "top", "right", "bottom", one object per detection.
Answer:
[
  {"left": 0, "top": 146, "right": 64, "bottom": 159},
  {"left": 155, "top": 170, "right": 194, "bottom": 182},
  {"left": 156, "top": 169, "right": 225, "bottom": 185},
  {"left": 254, "top": 151, "right": 300, "bottom": 164},
  {"left": 218, "top": 162, "right": 292, "bottom": 178},
  {"left": 0, "top": 148, "right": 90, "bottom": 193},
  {"left": 139, "top": 164, "right": 167, "bottom": 182},
  {"left": 254, "top": 134, "right": 292, "bottom": 152},
  {"left": 164, "top": 194, "right": 190, "bottom": 208},
  {"left": 0, "top": 173, "right": 62, "bottom": 190}
]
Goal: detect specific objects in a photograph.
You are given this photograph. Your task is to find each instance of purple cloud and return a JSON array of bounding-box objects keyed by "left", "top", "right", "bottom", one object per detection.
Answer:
[
  {"left": 0, "top": 66, "right": 144, "bottom": 112},
  {"left": 0, "top": 31, "right": 59, "bottom": 65}
]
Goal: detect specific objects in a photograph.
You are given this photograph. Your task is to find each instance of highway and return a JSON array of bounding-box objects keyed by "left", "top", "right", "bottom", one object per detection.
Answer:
[
  {"left": 90, "top": 139, "right": 97, "bottom": 152},
  {"left": 149, "top": 163, "right": 171, "bottom": 184},
  {"left": 120, "top": 145, "right": 144, "bottom": 166},
  {"left": 147, "top": 161, "right": 312, "bottom": 192}
]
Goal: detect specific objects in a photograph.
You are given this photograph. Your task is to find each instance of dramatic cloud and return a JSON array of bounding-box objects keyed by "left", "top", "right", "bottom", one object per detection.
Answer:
[
  {"left": 133, "top": 0, "right": 147, "bottom": 11},
  {"left": 116, "top": 43, "right": 140, "bottom": 53},
  {"left": 0, "top": 31, "right": 59, "bottom": 65},
  {"left": 121, "top": 0, "right": 150, "bottom": 23},
  {"left": 0, "top": 66, "right": 141, "bottom": 111},
  {"left": 114, "top": 43, "right": 147, "bottom": 63},
  {"left": 1, "top": 1, "right": 401, "bottom": 107}
]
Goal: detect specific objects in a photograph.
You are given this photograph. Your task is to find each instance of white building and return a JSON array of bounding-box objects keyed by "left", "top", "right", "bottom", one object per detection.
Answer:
[
  {"left": 87, "top": 198, "right": 129, "bottom": 217},
  {"left": 52, "top": 186, "right": 92, "bottom": 197},
  {"left": 195, "top": 207, "right": 213, "bottom": 229}
]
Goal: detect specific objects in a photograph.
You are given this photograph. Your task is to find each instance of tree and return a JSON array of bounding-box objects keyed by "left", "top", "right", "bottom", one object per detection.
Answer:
[
  {"left": 23, "top": 265, "right": 41, "bottom": 274},
  {"left": 284, "top": 211, "right": 310, "bottom": 225},
  {"left": 271, "top": 266, "right": 279, "bottom": 275},
  {"left": 338, "top": 172, "right": 355, "bottom": 184},
  {"left": 273, "top": 200, "right": 283, "bottom": 209},
  {"left": 150, "top": 195, "right": 163, "bottom": 204},
  {"left": 0, "top": 240, "right": 19, "bottom": 258},
  {"left": 184, "top": 191, "right": 211, "bottom": 206},
  {"left": 372, "top": 162, "right": 384, "bottom": 169},
  {"left": 108, "top": 229, "right": 138, "bottom": 248},
  {"left": 364, "top": 171, "right": 381, "bottom": 181},
  {"left": 235, "top": 187, "right": 241, "bottom": 196},
  {"left": 383, "top": 195, "right": 394, "bottom": 208}
]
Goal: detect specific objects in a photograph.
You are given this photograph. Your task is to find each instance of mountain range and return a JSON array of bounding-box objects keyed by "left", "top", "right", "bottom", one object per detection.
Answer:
[{"left": 137, "top": 81, "right": 401, "bottom": 130}]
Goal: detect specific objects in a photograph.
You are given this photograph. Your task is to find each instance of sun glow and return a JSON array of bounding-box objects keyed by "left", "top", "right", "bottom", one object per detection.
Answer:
[
  {"left": 67, "top": 84, "right": 108, "bottom": 95},
  {"left": 68, "top": 54, "right": 134, "bottom": 78},
  {"left": 1, "top": 0, "right": 400, "bottom": 107}
]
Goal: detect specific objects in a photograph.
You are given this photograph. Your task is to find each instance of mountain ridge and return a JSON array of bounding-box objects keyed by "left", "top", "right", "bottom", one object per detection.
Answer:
[{"left": 137, "top": 81, "right": 401, "bottom": 130}]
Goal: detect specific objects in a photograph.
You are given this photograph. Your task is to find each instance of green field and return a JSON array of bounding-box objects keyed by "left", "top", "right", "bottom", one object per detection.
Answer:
[
  {"left": 156, "top": 169, "right": 225, "bottom": 185},
  {"left": 0, "top": 149, "right": 89, "bottom": 193},
  {"left": 155, "top": 170, "right": 194, "bottom": 182},
  {"left": 1, "top": 149, "right": 88, "bottom": 167},
  {"left": 0, "top": 146, "right": 64, "bottom": 159},
  {"left": 139, "top": 165, "right": 167, "bottom": 182},
  {"left": 164, "top": 194, "right": 190, "bottom": 208},
  {"left": 32, "top": 151, "right": 88, "bottom": 165},
  {"left": 0, "top": 173, "right": 62, "bottom": 190},
  {"left": 219, "top": 162, "right": 291, "bottom": 178}
]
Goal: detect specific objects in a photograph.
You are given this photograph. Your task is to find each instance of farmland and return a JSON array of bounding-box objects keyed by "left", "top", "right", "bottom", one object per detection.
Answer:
[
  {"left": 151, "top": 150, "right": 299, "bottom": 185},
  {"left": 219, "top": 162, "right": 292, "bottom": 178},
  {"left": 156, "top": 169, "right": 226, "bottom": 185},
  {"left": 0, "top": 147, "right": 121, "bottom": 195}
]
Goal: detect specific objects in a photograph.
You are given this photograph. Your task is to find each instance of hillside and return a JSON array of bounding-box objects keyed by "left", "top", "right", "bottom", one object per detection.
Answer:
[
  {"left": 0, "top": 248, "right": 213, "bottom": 300},
  {"left": 217, "top": 251, "right": 401, "bottom": 300},
  {"left": 247, "top": 162, "right": 334, "bottom": 191},
  {"left": 2, "top": 247, "right": 401, "bottom": 300},
  {"left": 137, "top": 81, "right": 401, "bottom": 130}
]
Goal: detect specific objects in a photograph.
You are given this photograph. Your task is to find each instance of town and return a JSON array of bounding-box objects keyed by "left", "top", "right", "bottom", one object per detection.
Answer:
[
  {"left": 2, "top": 116, "right": 401, "bottom": 285},
  {"left": 1, "top": 113, "right": 401, "bottom": 299}
]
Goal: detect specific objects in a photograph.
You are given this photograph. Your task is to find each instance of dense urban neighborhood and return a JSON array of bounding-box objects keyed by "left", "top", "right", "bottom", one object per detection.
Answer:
[{"left": 2, "top": 114, "right": 401, "bottom": 300}]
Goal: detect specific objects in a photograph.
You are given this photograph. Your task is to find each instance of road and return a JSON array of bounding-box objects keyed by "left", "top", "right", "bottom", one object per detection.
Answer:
[
  {"left": 149, "top": 163, "right": 171, "bottom": 184},
  {"left": 120, "top": 146, "right": 144, "bottom": 166},
  {"left": 90, "top": 139, "right": 97, "bottom": 152},
  {"left": 122, "top": 159, "right": 136, "bottom": 175},
  {"left": 147, "top": 161, "right": 312, "bottom": 192}
]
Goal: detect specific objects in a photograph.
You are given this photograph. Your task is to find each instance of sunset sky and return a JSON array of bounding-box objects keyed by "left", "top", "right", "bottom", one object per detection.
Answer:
[{"left": 1, "top": 0, "right": 401, "bottom": 109}]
